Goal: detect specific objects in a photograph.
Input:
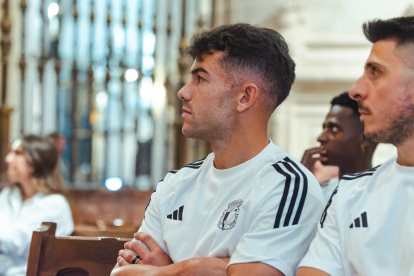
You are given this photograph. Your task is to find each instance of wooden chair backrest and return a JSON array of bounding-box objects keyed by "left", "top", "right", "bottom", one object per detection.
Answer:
[{"left": 27, "top": 222, "right": 130, "bottom": 276}]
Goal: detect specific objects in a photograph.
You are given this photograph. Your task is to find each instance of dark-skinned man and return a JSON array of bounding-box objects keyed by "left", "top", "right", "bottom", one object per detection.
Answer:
[{"left": 301, "top": 92, "right": 377, "bottom": 200}]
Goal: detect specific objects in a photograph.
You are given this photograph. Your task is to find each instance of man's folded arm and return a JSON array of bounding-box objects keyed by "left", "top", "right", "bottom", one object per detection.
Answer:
[
  {"left": 296, "top": 267, "right": 330, "bottom": 276},
  {"left": 111, "top": 257, "right": 228, "bottom": 276},
  {"left": 112, "top": 257, "right": 284, "bottom": 276},
  {"left": 229, "top": 262, "right": 284, "bottom": 276}
]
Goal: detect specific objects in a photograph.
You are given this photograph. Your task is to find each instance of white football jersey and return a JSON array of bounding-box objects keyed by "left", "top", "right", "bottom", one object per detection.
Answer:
[
  {"left": 299, "top": 156, "right": 414, "bottom": 275},
  {"left": 139, "top": 141, "right": 325, "bottom": 276}
]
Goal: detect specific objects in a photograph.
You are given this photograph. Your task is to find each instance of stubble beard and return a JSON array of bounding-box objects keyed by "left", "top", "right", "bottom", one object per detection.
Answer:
[
  {"left": 365, "top": 102, "right": 414, "bottom": 146},
  {"left": 182, "top": 93, "right": 237, "bottom": 143}
]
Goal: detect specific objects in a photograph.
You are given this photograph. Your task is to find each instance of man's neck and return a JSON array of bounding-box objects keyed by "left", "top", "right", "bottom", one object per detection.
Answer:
[
  {"left": 211, "top": 131, "right": 269, "bottom": 170},
  {"left": 396, "top": 135, "right": 414, "bottom": 166}
]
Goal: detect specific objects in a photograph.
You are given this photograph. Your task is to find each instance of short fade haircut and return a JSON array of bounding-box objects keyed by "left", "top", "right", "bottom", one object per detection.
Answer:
[
  {"left": 330, "top": 92, "right": 360, "bottom": 116},
  {"left": 184, "top": 23, "right": 296, "bottom": 112},
  {"left": 363, "top": 16, "right": 414, "bottom": 45}
]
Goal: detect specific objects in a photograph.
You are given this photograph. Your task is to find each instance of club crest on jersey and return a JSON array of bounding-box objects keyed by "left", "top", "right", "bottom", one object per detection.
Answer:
[{"left": 217, "top": 199, "right": 243, "bottom": 230}]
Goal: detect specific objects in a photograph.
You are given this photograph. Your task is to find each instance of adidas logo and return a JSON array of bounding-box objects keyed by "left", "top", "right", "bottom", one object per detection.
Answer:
[
  {"left": 350, "top": 212, "right": 368, "bottom": 228},
  {"left": 167, "top": 206, "right": 184, "bottom": 221}
]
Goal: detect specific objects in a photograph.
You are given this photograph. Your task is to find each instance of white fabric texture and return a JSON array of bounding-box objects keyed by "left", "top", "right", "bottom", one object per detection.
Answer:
[
  {"left": 0, "top": 186, "right": 74, "bottom": 276},
  {"left": 299, "top": 156, "right": 414, "bottom": 275},
  {"left": 320, "top": 177, "right": 339, "bottom": 202},
  {"left": 139, "top": 141, "right": 325, "bottom": 276}
]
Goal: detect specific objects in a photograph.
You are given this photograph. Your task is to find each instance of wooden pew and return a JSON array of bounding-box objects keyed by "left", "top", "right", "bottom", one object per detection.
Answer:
[
  {"left": 66, "top": 189, "right": 153, "bottom": 238},
  {"left": 27, "top": 222, "right": 130, "bottom": 276}
]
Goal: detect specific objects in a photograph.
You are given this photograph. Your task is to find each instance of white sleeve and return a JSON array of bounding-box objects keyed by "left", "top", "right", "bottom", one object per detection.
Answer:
[
  {"left": 299, "top": 186, "right": 344, "bottom": 276},
  {"left": 228, "top": 167, "right": 325, "bottom": 276},
  {"left": 0, "top": 194, "right": 74, "bottom": 259},
  {"left": 138, "top": 180, "right": 169, "bottom": 255}
]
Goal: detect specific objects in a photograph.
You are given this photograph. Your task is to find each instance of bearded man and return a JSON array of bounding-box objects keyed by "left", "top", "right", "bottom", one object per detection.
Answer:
[{"left": 298, "top": 16, "right": 414, "bottom": 276}]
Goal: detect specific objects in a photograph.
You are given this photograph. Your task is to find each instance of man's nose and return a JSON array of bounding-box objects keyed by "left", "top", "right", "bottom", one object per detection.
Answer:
[
  {"left": 317, "top": 130, "right": 328, "bottom": 143},
  {"left": 349, "top": 76, "right": 368, "bottom": 101},
  {"left": 177, "top": 83, "right": 192, "bottom": 101}
]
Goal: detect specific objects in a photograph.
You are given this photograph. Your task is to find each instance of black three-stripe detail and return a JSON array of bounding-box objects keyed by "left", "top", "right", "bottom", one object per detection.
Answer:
[
  {"left": 273, "top": 164, "right": 291, "bottom": 228},
  {"left": 349, "top": 212, "right": 368, "bottom": 228},
  {"left": 272, "top": 158, "right": 308, "bottom": 228},
  {"left": 281, "top": 162, "right": 300, "bottom": 227},
  {"left": 284, "top": 157, "right": 308, "bottom": 225},
  {"left": 167, "top": 205, "right": 184, "bottom": 221},
  {"left": 160, "top": 157, "right": 207, "bottom": 182},
  {"left": 320, "top": 185, "right": 339, "bottom": 228}
]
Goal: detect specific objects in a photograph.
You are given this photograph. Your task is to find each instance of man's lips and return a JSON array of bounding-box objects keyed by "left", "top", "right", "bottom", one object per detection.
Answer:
[
  {"left": 182, "top": 107, "right": 192, "bottom": 114},
  {"left": 359, "top": 111, "right": 371, "bottom": 120},
  {"left": 357, "top": 102, "right": 371, "bottom": 116}
]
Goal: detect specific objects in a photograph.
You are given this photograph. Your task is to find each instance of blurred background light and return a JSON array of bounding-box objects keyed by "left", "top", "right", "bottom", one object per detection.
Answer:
[
  {"left": 48, "top": 3, "right": 59, "bottom": 19},
  {"left": 125, "top": 69, "right": 139, "bottom": 82},
  {"left": 113, "top": 219, "right": 124, "bottom": 227},
  {"left": 139, "top": 76, "right": 154, "bottom": 109},
  {"left": 105, "top": 177, "right": 123, "bottom": 191},
  {"left": 95, "top": 91, "right": 108, "bottom": 110}
]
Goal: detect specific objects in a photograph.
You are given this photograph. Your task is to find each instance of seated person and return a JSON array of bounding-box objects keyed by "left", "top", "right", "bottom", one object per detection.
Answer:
[
  {"left": 297, "top": 16, "right": 414, "bottom": 275},
  {"left": 301, "top": 92, "right": 377, "bottom": 200},
  {"left": 0, "top": 135, "right": 74, "bottom": 276},
  {"left": 112, "top": 23, "right": 325, "bottom": 276}
]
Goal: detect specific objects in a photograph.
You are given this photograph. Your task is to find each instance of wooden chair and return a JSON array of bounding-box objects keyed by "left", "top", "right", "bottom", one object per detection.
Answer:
[{"left": 27, "top": 222, "right": 130, "bottom": 276}]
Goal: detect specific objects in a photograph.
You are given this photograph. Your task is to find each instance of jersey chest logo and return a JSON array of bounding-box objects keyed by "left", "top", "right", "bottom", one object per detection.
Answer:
[
  {"left": 217, "top": 199, "right": 243, "bottom": 231},
  {"left": 350, "top": 212, "right": 368, "bottom": 228}
]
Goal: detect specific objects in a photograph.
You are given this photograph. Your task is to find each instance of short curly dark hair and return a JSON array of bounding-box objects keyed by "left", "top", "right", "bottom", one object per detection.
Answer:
[
  {"left": 363, "top": 16, "right": 414, "bottom": 45},
  {"left": 330, "top": 92, "right": 359, "bottom": 116},
  {"left": 184, "top": 23, "right": 296, "bottom": 112}
]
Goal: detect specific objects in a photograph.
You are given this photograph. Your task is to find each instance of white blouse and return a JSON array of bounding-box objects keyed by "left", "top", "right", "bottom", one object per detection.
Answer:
[{"left": 0, "top": 186, "right": 74, "bottom": 276}]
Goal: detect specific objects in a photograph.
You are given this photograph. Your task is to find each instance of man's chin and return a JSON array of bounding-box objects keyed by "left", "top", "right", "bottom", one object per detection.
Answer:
[{"left": 182, "top": 127, "right": 203, "bottom": 140}]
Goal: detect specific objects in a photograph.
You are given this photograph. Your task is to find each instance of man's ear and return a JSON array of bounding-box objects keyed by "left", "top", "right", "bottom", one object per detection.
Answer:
[{"left": 237, "top": 84, "right": 259, "bottom": 112}]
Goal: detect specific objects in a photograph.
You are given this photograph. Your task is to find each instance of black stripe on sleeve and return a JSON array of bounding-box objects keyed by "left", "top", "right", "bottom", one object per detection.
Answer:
[
  {"left": 284, "top": 157, "right": 308, "bottom": 225},
  {"left": 341, "top": 165, "right": 380, "bottom": 180},
  {"left": 144, "top": 190, "right": 156, "bottom": 219},
  {"left": 320, "top": 185, "right": 339, "bottom": 228},
  {"left": 341, "top": 172, "right": 374, "bottom": 180},
  {"left": 347, "top": 165, "right": 380, "bottom": 176},
  {"left": 272, "top": 163, "right": 291, "bottom": 229},
  {"left": 187, "top": 157, "right": 206, "bottom": 166},
  {"left": 184, "top": 165, "right": 202, "bottom": 169},
  {"left": 281, "top": 162, "right": 301, "bottom": 227}
]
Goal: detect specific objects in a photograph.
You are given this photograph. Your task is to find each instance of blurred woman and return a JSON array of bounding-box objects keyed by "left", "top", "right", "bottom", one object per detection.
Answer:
[{"left": 0, "top": 135, "right": 74, "bottom": 276}]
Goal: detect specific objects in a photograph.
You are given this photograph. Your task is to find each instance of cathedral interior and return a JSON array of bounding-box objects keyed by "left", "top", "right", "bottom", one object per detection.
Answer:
[{"left": 0, "top": 0, "right": 407, "bottom": 237}]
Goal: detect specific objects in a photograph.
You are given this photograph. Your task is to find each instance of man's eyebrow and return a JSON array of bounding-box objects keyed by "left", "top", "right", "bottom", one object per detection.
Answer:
[
  {"left": 190, "top": 67, "right": 209, "bottom": 75},
  {"left": 365, "top": 62, "right": 380, "bottom": 69}
]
